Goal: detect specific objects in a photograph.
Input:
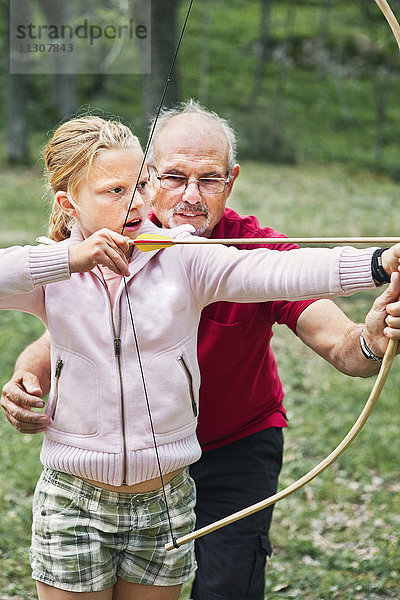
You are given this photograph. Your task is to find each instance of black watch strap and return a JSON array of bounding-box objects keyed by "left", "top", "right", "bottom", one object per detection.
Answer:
[{"left": 371, "top": 248, "right": 390, "bottom": 285}]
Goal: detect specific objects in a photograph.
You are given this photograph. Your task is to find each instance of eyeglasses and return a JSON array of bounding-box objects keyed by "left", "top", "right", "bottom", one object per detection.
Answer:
[{"left": 154, "top": 171, "right": 230, "bottom": 194}]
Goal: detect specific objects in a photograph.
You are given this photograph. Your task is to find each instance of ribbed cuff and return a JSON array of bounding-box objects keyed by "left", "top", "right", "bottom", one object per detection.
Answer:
[
  {"left": 29, "top": 245, "right": 70, "bottom": 287},
  {"left": 339, "top": 247, "right": 377, "bottom": 294}
]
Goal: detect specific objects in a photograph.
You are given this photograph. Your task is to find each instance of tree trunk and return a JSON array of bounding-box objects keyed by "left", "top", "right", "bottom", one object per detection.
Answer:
[
  {"left": 50, "top": 75, "right": 77, "bottom": 119},
  {"left": 275, "top": 0, "right": 297, "bottom": 101},
  {"left": 251, "top": 0, "right": 273, "bottom": 106},
  {"left": 6, "top": 74, "right": 30, "bottom": 164},
  {"left": 138, "top": 0, "right": 181, "bottom": 119},
  {"left": 375, "top": 67, "right": 390, "bottom": 164},
  {"left": 6, "top": 0, "right": 30, "bottom": 164},
  {"left": 319, "top": 0, "right": 334, "bottom": 36},
  {"left": 198, "top": 0, "right": 211, "bottom": 105},
  {"left": 37, "top": 0, "right": 77, "bottom": 119}
]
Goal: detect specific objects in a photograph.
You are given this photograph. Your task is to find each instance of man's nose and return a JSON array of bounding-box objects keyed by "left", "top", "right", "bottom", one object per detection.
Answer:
[{"left": 183, "top": 180, "right": 201, "bottom": 203}]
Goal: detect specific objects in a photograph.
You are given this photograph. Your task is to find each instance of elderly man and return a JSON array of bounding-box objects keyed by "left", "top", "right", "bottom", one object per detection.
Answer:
[{"left": 2, "top": 101, "right": 400, "bottom": 600}]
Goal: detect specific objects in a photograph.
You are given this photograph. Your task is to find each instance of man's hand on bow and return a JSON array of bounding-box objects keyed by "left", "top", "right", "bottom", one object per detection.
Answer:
[{"left": 363, "top": 272, "right": 400, "bottom": 357}]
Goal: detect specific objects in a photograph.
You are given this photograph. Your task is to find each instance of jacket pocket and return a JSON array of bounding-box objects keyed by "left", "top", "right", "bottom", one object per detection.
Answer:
[
  {"left": 177, "top": 354, "right": 198, "bottom": 417},
  {"left": 142, "top": 343, "right": 200, "bottom": 441},
  {"left": 46, "top": 350, "right": 99, "bottom": 436}
]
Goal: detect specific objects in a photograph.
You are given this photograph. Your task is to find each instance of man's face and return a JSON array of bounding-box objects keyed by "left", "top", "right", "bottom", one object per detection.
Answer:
[{"left": 150, "top": 115, "right": 239, "bottom": 237}]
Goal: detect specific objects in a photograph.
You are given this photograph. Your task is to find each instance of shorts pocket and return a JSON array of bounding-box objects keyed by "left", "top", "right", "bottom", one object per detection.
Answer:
[{"left": 33, "top": 478, "right": 80, "bottom": 521}]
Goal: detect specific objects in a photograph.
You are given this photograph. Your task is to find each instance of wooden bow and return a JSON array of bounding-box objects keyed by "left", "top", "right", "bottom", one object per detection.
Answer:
[
  {"left": 375, "top": 0, "right": 400, "bottom": 48},
  {"left": 165, "top": 0, "right": 400, "bottom": 552}
]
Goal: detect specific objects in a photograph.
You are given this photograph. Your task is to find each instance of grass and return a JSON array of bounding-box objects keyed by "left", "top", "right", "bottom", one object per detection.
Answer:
[{"left": 1, "top": 160, "right": 400, "bottom": 598}]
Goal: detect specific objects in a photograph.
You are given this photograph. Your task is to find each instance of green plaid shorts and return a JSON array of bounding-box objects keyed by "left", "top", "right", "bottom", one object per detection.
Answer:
[{"left": 30, "top": 467, "right": 196, "bottom": 592}]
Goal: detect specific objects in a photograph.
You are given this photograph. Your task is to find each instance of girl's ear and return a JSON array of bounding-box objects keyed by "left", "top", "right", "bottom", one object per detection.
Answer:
[{"left": 55, "top": 191, "right": 77, "bottom": 217}]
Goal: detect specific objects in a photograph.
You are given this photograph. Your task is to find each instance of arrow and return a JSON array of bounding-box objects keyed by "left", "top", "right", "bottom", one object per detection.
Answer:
[{"left": 132, "top": 233, "right": 400, "bottom": 253}]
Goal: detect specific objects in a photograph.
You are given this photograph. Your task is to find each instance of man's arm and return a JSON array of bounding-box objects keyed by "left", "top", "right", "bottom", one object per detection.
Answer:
[
  {"left": 1, "top": 331, "right": 51, "bottom": 433},
  {"left": 3, "top": 275, "right": 400, "bottom": 433},
  {"left": 296, "top": 273, "right": 400, "bottom": 377}
]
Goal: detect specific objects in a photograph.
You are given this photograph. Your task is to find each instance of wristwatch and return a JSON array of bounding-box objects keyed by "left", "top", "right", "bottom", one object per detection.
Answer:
[{"left": 360, "top": 330, "right": 383, "bottom": 363}]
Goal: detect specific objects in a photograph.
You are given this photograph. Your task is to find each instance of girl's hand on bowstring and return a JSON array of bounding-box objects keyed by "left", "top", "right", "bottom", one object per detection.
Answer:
[{"left": 68, "top": 228, "right": 132, "bottom": 277}]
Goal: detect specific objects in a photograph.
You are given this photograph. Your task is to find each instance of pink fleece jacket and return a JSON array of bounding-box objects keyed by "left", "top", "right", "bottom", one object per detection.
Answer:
[{"left": 0, "top": 221, "right": 378, "bottom": 485}]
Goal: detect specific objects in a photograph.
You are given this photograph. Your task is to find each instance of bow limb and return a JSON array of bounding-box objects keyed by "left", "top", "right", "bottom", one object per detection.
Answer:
[
  {"left": 375, "top": 0, "right": 400, "bottom": 49},
  {"left": 166, "top": 336, "right": 398, "bottom": 552}
]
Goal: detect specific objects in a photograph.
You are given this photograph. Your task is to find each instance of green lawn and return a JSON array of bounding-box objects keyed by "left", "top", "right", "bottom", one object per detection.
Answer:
[{"left": 0, "top": 161, "right": 399, "bottom": 599}]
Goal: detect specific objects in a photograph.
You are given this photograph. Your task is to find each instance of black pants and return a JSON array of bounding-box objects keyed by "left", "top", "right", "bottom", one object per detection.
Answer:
[{"left": 189, "top": 427, "right": 283, "bottom": 600}]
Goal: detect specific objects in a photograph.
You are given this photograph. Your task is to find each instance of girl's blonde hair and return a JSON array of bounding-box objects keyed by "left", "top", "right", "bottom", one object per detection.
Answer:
[{"left": 45, "top": 116, "right": 141, "bottom": 241}]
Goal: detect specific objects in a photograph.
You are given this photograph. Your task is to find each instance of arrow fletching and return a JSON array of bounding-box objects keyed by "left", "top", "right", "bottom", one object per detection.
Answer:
[{"left": 133, "top": 233, "right": 175, "bottom": 252}]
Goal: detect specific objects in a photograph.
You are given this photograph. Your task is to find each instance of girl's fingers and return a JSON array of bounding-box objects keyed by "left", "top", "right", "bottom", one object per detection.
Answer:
[
  {"left": 105, "top": 230, "right": 131, "bottom": 253},
  {"left": 101, "top": 231, "right": 131, "bottom": 276},
  {"left": 69, "top": 230, "right": 132, "bottom": 274},
  {"left": 102, "top": 246, "right": 130, "bottom": 276}
]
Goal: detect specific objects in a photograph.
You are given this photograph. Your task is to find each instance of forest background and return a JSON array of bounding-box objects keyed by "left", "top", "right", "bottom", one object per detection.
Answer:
[
  {"left": 2, "top": 0, "right": 400, "bottom": 173},
  {"left": 0, "top": 1, "right": 400, "bottom": 599}
]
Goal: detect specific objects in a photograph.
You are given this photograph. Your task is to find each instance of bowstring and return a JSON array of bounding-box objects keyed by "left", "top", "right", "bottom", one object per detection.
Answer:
[
  {"left": 122, "top": 0, "right": 194, "bottom": 235},
  {"left": 121, "top": 0, "right": 194, "bottom": 549}
]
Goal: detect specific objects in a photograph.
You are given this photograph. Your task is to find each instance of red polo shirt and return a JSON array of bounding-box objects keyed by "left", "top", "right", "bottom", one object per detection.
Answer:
[{"left": 150, "top": 208, "right": 318, "bottom": 451}]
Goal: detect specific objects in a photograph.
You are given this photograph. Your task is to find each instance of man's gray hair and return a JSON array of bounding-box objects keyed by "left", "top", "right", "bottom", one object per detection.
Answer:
[{"left": 146, "top": 99, "right": 237, "bottom": 171}]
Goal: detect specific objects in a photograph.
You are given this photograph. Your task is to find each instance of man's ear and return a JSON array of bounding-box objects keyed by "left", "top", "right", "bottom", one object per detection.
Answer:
[
  {"left": 226, "top": 164, "right": 240, "bottom": 199},
  {"left": 55, "top": 191, "right": 77, "bottom": 217}
]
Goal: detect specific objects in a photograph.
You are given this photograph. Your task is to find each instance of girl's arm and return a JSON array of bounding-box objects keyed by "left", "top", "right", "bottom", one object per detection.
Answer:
[
  {"left": 0, "top": 243, "right": 69, "bottom": 317},
  {"left": 0, "top": 244, "right": 69, "bottom": 300},
  {"left": 183, "top": 243, "right": 400, "bottom": 307},
  {"left": 0, "top": 228, "right": 132, "bottom": 303}
]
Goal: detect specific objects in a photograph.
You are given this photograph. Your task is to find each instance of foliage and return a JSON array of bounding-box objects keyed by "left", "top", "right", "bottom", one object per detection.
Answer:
[
  {"left": 233, "top": 106, "right": 297, "bottom": 164},
  {"left": 181, "top": 0, "right": 400, "bottom": 171},
  {"left": 2, "top": 0, "right": 400, "bottom": 171}
]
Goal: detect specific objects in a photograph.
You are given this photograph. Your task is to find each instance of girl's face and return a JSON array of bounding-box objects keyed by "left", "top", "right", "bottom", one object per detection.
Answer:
[{"left": 65, "top": 147, "right": 151, "bottom": 239}]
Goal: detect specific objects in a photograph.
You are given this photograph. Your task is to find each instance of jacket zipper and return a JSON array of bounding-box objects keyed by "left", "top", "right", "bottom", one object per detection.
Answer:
[
  {"left": 177, "top": 355, "right": 198, "bottom": 417},
  {"left": 51, "top": 359, "right": 64, "bottom": 419},
  {"left": 95, "top": 273, "right": 128, "bottom": 486},
  {"left": 114, "top": 295, "right": 127, "bottom": 485}
]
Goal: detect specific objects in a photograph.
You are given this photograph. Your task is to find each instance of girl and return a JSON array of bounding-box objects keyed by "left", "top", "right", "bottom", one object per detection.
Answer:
[{"left": 0, "top": 116, "right": 398, "bottom": 600}]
